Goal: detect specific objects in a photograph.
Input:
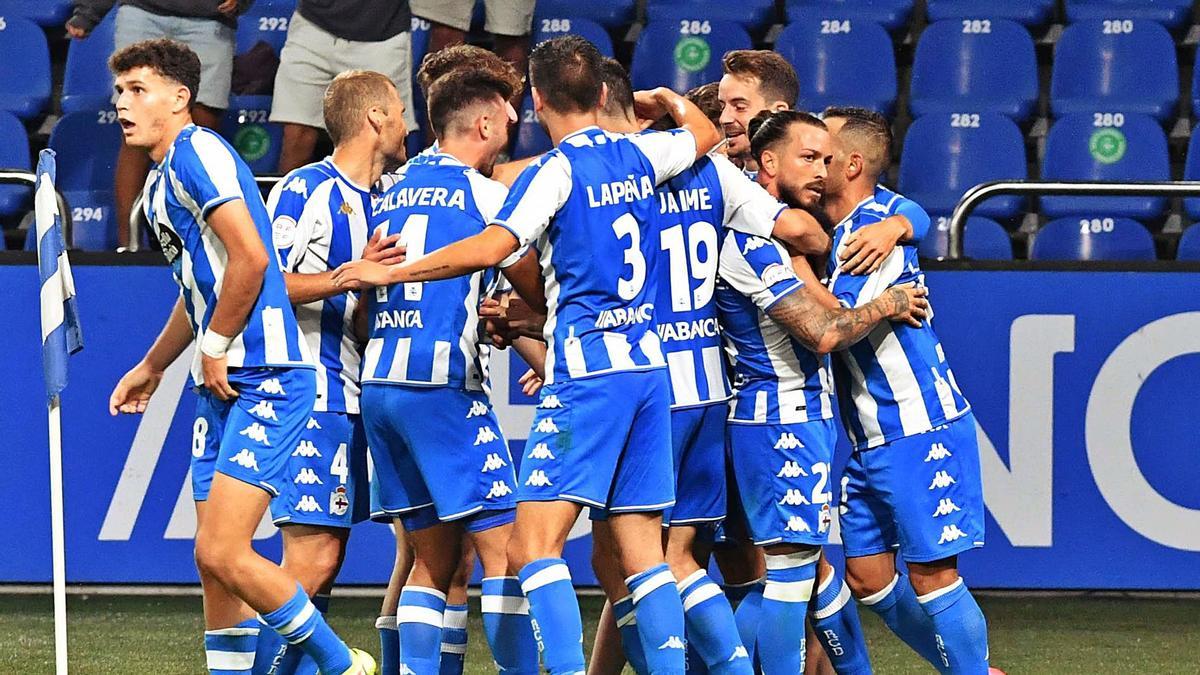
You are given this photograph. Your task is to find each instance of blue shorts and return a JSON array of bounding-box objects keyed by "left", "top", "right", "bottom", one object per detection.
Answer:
[
  {"left": 840, "top": 412, "right": 986, "bottom": 563},
  {"left": 191, "top": 368, "right": 317, "bottom": 500},
  {"left": 664, "top": 403, "right": 727, "bottom": 527},
  {"left": 727, "top": 418, "right": 837, "bottom": 547},
  {"left": 520, "top": 369, "right": 674, "bottom": 514},
  {"left": 269, "top": 412, "right": 370, "bottom": 528},
  {"left": 363, "top": 385, "right": 517, "bottom": 533}
]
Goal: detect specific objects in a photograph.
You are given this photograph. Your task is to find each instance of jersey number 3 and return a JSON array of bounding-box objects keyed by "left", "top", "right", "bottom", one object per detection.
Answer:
[{"left": 611, "top": 213, "right": 646, "bottom": 300}]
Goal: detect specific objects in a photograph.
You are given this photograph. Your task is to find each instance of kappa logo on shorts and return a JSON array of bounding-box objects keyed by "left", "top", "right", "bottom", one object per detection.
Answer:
[
  {"left": 467, "top": 401, "right": 490, "bottom": 418},
  {"left": 778, "top": 489, "right": 810, "bottom": 506},
  {"left": 535, "top": 418, "right": 560, "bottom": 434},
  {"left": 229, "top": 449, "right": 260, "bottom": 472},
  {"left": 398, "top": 664, "right": 417, "bottom": 675},
  {"left": 481, "top": 453, "right": 508, "bottom": 472},
  {"left": 486, "top": 481, "right": 513, "bottom": 499},
  {"left": 785, "top": 515, "right": 811, "bottom": 533},
  {"left": 933, "top": 498, "right": 962, "bottom": 517},
  {"left": 248, "top": 400, "right": 278, "bottom": 421},
  {"left": 294, "top": 468, "right": 323, "bottom": 485},
  {"left": 729, "top": 646, "right": 750, "bottom": 661},
  {"left": 474, "top": 426, "right": 500, "bottom": 446},
  {"left": 329, "top": 486, "right": 349, "bottom": 516},
  {"left": 774, "top": 433, "right": 804, "bottom": 450},
  {"left": 658, "top": 636, "right": 686, "bottom": 650},
  {"left": 296, "top": 495, "right": 323, "bottom": 513},
  {"left": 256, "top": 378, "right": 286, "bottom": 396},
  {"left": 938, "top": 524, "right": 968, "bottom": 545},
  {"left": 924, "top": 443, "right": 952, "bottom": 462},
  {"left": 238, "top": 423, "right": 271, "bottom": 446},
  {"left": 527, "top": 443, "right": 556, "bottom": 460},
  {"left": 306, "top": 418, "right": 322, "bottom": 430},
  {"left": 539, "top": 395, "right": 563, "bottom": 409},
  {"left": 776, "top": 461, "right": 807, "bottom": 478},
  {"left": 293, "top": 440, "right": 321, "bottom": 458},
  {"left": 928, "top": 471, "right": 956, "bottom": 490},
  {"left": 525, "top": 470, "right": 553, "bottom": 487}
]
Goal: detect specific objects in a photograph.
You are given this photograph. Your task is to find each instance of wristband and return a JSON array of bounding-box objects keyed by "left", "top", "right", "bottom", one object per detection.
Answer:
[{"left": 200, "top": 330, "right": 234, "bottom": 359}]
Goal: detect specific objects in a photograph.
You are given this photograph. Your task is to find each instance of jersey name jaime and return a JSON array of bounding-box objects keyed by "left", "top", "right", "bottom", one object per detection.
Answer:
[
  {"left": 267, "top": 158, "right": 371, "bottom": 414},
  {"left": 655, "top": 153, "right": 784, "bottom": 409},
  {"left": 142, "top": 125, "right": 312, "bottom": 386},
  {"left": 361, "top": 153, "right": 511, "bottom": 391},
  {"left": 492, "top": 126, "right": 699, "bottom": 385},
  {"left": 717, "top": 231, "right": 834, "bottom": 424},
  {"left": 826, "top": 193, "right": 970, "bottom": 450}
]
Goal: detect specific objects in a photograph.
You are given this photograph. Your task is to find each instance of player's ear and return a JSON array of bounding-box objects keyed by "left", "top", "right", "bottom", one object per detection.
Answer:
[
  {"left": 173, "top": 85, "right": 190, "bottom": 115},
  {"left": 760, "top": 149, "right": 778, "bottom": 177},
  {"left": 598, "top": 82, "right": 609, "bottom": 112},
  {"left": 366, "top": 105, "right": 386, "bottom": 134},
  {"left": 847, "top": 152, "right": 864, "bottom": 180},
  {"left": 531, "top": 87, "right": 544, "bottom": 114},
  {"left": 769, "top": 101, "right": 789, "bottom": 113}
]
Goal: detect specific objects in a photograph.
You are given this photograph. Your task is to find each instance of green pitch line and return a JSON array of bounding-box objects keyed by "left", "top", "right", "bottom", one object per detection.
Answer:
[{"left": 2, "top": 594, "right": 1200, "bottom": 673}]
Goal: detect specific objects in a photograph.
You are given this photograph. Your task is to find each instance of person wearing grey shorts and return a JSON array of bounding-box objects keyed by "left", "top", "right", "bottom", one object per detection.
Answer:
[
  {"left": 270, "top": 0, "right": 418, "bottom": 173},
  {"left": 413, "top": 0, "right": 535, "bottom": 88}
]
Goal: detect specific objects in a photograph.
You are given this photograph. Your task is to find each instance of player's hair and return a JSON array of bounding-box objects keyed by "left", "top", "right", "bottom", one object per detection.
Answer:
[
  {"left": 416, "top": 44, "right": 525, "bottom": 100},
  {"left": 598, "top": 57, "right": 634, "bottom": 121},
  {"left": 529, "top": 35, "right": 604, "bottom": 114},
  {"left": 323, "top": 70, "right": 399, "bottom": 146},
  {"left": 748, "top": 109, "right": 826, "bottom": 162},
  {"left": 685, "top": 82, "right": 722, "bottom": 128},
  {"left": 822, "top": 106, "right": 893, "bottom": 179},
  {"left": 428, "top": 69, "right": 517, "bottom": 139},
  {"left": 108, "top": 38, "right": 201, "bottom": 108},
  {"left": 721, "top": 50, "right": 799, "bottom": 108}
]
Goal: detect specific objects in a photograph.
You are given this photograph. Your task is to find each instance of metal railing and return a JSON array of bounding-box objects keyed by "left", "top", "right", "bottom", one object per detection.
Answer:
[
  {"left": 947, "top": 181, "right": 1200, "bottom": 259},
  {"left": 0, "top": 170, "right": 71, "bottom": 248}
]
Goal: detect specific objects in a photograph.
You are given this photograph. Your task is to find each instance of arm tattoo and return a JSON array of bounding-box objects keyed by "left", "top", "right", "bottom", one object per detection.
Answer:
[{"left": 767, "top": 286, "right": 907, "bottom": 354}]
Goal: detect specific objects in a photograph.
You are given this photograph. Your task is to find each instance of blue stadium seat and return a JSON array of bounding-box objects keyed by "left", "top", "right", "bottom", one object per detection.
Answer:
[
  {"left": 899, "top": 113, "right": 1027, "bottom": 220},
  {"left": 0, "top": 0, "right": 72, "bottom": 27},
  {"left": 221, "top": 106, "right": 284, "bottom": 175},
  {"left": 1050, "top": 20, "right": 1178, "bottom": 123},
  {"left": 1176, "top": 224, "right": 1200, "bottom": 261},
  {"left": 1031, "top": 216, "right": 1157, "bottom": 261},
  {"left": 631, "top": 21, "right": 752, "bottom": 92},
  {"left": 49, "top": 112, "right": 124, "bottom": 250},
  {"left": 408, "top": 15, "right": 432, "bottom": 153},
  {"left": 1183, "top": 124, "right": 1200, "bottom": 221},
  {"left": 532, "top": 17, "right": 614, "bottom": 57},
  {"left": 513, "top": 92, "right": 553, "bottom": 159},
  {"left": 909, "top": 19, "right": 1038, "bottom": 123},
  {"left": 775, "top": 18, "right": 896, "bottom": 114},
  {"left": 925, "top": 0, "right": 1054, "bottom": 25},
  {"left": 1041, "top": 113, "right": 1169, "bottom": 221},
  {"left": 1067, "top": 0, "right": 1192, "bottom": 31},
  {"left": 785, "top": 0, "right": 914, "bottom": 32},
  {"left": 918, "top": 216, "right": 1013, "bottom": 260},
  {"left": 645, "top": 0, "right": 777, "bottom": 32},
  {"left": 534, "top": 0, "right": 635, "bottom": 30},
  {"left": 0, "top": 17, "right": 50, "bottom": 121},
  {"left": 62, "top": 10, "right": 117, "bottom": 114},
  {"left": 236, "top": 0, "right": 295, "bottom": 56},
  {"left": 0, "top": 110, "right": 29, "bottom": 218}
]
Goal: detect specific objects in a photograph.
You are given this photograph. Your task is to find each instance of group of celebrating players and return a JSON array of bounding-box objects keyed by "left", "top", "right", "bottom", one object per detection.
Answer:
[{"left": 105, "top": 28, "right": 991, "bottom": 675}]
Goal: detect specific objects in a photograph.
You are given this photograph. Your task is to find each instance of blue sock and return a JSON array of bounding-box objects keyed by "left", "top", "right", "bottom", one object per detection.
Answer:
[
  {"left": 439, "top": 604, "right": 468, "bottom": 675},
  {"left": 376, "top": 616, "right": 400, "bottom": 675},
  {"left": 677, "top": 571, "right": 750, "bottom": 674},
  {"left": 252, "top": 615, "right": 287, "bottom": 674},
  {"left": 481, "top": 577, "right": 540, "bottom": 675},
  {"left": 286, "top": 595, "right": 329, "bottom": 675},
  {"left": 613, "top": 595, "right": 649, "bottom": 674},
  {"left": 398, "top": 586, "right": 448, "bottom": 675},
  {"left": 810, "top": 570, "right": 872, "bottom": 675},
  {"left": 918, "top": 579, "right": 989, "bottom": 674},
  {"left": 859, "top": 573, "right": 944, "bottom": 669},
  {"left": 626, "top": 563, "right": 686, "bottom": 675},
  {"left": 758, "top": 551, "right": 818, "bottom": 674},
  {"left": 519, "top": 558, "right": 585, "bottom": 674},
  {"left": 259, "top": 584, "right": 351, "bottom": 675},
  {"left": 205, "top": 618, "right": 260, "bottom": 674},
  {"left": 730, "top": 581, "right": 764, "bottom": 665}
]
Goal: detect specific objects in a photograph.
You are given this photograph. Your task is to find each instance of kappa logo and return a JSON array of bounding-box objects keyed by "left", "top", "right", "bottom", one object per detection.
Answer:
[
  {"left": 539, "top": 395, "right": 563, "bottom": 409},
  {"left": 481, "top": 453, "right": 508, "bottom": 472},
  {"left": 398, "top": 664, "right": 417, "bottom": 675},
  {"left": 283, "top": 176, "right": 308, "bottom": 199},
  {"left": 776, "top": 461, "right": 807, "bottom": 479},
  {"left": 329, "top": 486, "right": 349, "bottom": 516},
  {"left": 293, "top": 440, "right": 321, "bottom": 458},
  {"left": 294, "top": 468, "right": 323, "bottom": 485},
  {"left": 938, "top": 524, "right": 968, "bottom": 545},
  {"left": 924, "top": 443, "right": 952, "bottom": 462},
  {"left": 229, "top": 449, "right": 259, "bottom": 471},
  {"left": 928, "top": 471, "right": 956, "bottom": 490},
  {"left": 778, "top": 489, "right": 810, "bottom": 506},
  {"left": 527, "top": 443, "right": 556, "bottom": 460},
  {"left": 933, "top": 498, "right": 962, "bottom": 517},
  {"left": 774, "top": 433, "right": 804, "bottom": 450},
  {"left": 467, "top": 401, "right": 490, "bottom": 418},
  {"left": 742, "top": 236, "right": 770, "bottom": 254},
  {"left": 729, "top": 646, "right": 750, "bottom": 661},
  {"left": 306, "top": 417, "right": 322, "bottom": 430},
  {"left": 256, "top": 378, "right": 286, "bottom": 396},
  {"left": 248, "top": 400, "right": 278, "bottom": 421},
  {"left": 238, "top": 422, "right": 270, "bottom": 446},
  {"left": 296, "top": 495, "right": 323, "bottom": 513},
  {"left": 535, "top": 418, "right": 560, "bottom": 434},
  {"left": 486, "top": 481, "right": 513, "bottom": 499},
  {"left": 785, "top": 515, "right": 812, "bottom": 533},
  {"left": 525, "top": 470, "right": 553, "bottom": 488},
  {"left": 474, "top": 426, "right": 500, "bottom": 446},
  {"left": 658, "top": 636, "right": 686, "bottom": 650}
]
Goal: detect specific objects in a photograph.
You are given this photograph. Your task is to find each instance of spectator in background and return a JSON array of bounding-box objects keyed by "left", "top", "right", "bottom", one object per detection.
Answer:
[
  {"left": 414, "top": 0, "right": 534, "bottom": 84},
  {"left": 67, "top": 0, "right": 248, "bottom": 250},
  {"left": 271, "top": 0, "right": 418, "bottom": 173}
]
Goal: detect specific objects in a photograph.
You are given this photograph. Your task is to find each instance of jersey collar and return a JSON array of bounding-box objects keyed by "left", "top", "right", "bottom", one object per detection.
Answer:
[
  {"left": 559, "top": 125, "right": 601, "bottom": 144},
  {"left": 321, "top": 156, "right": 371, "bottom": 194}
]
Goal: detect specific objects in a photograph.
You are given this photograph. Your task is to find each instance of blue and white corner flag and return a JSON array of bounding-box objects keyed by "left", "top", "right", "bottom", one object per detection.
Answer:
[{"left": 35, "top": 149, "right": 83, "bottom": 401}]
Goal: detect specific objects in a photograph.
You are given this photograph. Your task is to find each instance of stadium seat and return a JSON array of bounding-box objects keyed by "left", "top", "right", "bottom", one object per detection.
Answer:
[
  {"left": 62, "top": 10, "right": 117, "bottom": 114},
  {"left": 407, "top": 15, "right": 432, "bottom": 156},
  {"left": 785, "top": 0, "right": 914, "bottom": 32},
  {"left": 1066, "top": 0, "right": 1192, "bottom": 31},
  {"left": 236, "top": 0, "right": 295, "bottom": 56},
  {"left": 1041, "top": 113, "right": 1169, "bottom": 221},
  {"left": 0, "top": 17, "right": 50, "bottom": 121},
  {"left": 221, "top": 106, "right": 284, "bottom": 176},
  {"left": 532, "top": 17, "right": 614, "bottom": 57},
  {"left": 48, "top": 112, "right": 124, "bottom": 250},
  {"left": 513, "top": 92, "right": 553, "bottom": 159},
  {"left": 631, "top": 20, "right": 752, "bottom": 92},
  {"left": 1050, "top": 20, "right": 1178, "bottom": 123},
  {"left": 534, "top": 0, "right": 635, "bottom": 30},
  {"left": 925, "top": 0, "right": 1054, "bottom": 26},
  {"left": 1176, "top": 224, "right": 1200, "bottom": 261},
  {"left": 0, "top": 110, "right": 30, "bottom": 218},
  {"left": 909, "top": 19, "right": 1038, "bottom": 123},
  {"left": 775, "top": 19, "right": 896, "bottom": 114},
  {"left": 1031, "top": 216, "right": 1157, "bottom": 261},
  {"left": 899, "top": 114, "right": 1027, "bottom": 220},
  {"left": 0, "top": 0, "right": 72, "bottom": 27},
  {"left": 645, "top": 0, "right": 778, "bottom": 33},
  {"left": 918, "top": 216, "right": 1013, "bottom": 260},
  {"left": 1183, "top": 124, "right": 1200, "bottom": 221}
]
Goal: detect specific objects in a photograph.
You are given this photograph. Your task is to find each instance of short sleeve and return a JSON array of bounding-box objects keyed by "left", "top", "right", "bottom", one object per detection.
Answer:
[
  {"left": 828, "top": 237, "right": 906, "bottom": 308},
  {"left": 171, "top": 129, "right": 244, "bottom": 220},
  {"left": 893, "top": 196, "right": 930, "bottom": 244},
  {"left": 719, "top": 231, "right": 804, "bottom": 312},
  {"left": 712, "top": 154, "right": 785, "bottom": 238},
  {"left": 628, "top": 128, "right": 698, "bottom": 185},
  {"left": 491, "top": 152, "right": 572, "bottom": 249},
  {"left": 266, "top": 172, "right": 314, "bottom": 270},
  {"left": 466, "top": 170, "right": 525, "bottom": 268}
]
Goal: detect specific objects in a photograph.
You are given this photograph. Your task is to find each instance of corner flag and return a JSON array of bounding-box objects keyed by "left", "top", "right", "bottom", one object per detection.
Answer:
[{"left": 35, "top": 149, "right": 83, "bottom": 400}]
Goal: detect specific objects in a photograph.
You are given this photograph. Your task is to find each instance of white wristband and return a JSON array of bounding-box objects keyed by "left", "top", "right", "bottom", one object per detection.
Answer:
[{"left": 200, "top": 330, "right": 234, "bottom": 359}]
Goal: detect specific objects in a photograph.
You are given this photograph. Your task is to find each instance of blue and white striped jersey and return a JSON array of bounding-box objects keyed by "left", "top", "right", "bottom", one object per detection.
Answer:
[
  {"left": 874, "top": 184, "right": 931, "bottom": 243},
  {"left": 377, "top": 142, "right": 440, "bottom": 192},
  {"left": 493, "top": 126, "right": 698, "bottom": 385},
  {"left": 142, "top": 125, "right": 311, "bottom": 386},
  {"left": 716, "top": 232, "right": 835, "bottom": 424},
  {"left": 656, "top": 153, "right": 784, "bottom": 409},
  {"left": 361, "top": 153, "right": 511, "bottom": 390},
  {"left": 266, "top": 158, "right": 371, "bottom": 414},
  {"left": 826, "top": 194, "right": 970, "bottom": 450}
]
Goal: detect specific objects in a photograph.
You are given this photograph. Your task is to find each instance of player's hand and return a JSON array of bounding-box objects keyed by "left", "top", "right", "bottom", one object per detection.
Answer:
[
  {"left": 65, "top": 22, "right": 89, "bottom": 39},
  {"left": 109, "top": 361, "right": 164, "bottom": 415},
  {"left": 885, "top": 283, "right": 929, "bottom": 328},
  {"left": 201, "top": 353, "right": 239, "bottom": 401},
  {"left": 362, "top": 230, "right": 407, "bottom": 266},
  {"left": 633, "top": 88, "right": 672, "bottom": 125},
  {"left": 519, "top": 368, "right": 544, "bottom": 397},
  {"left": 217, "top": 0, "right": 240, "bottom": 16},
  {"left": 333, "top": 259, "right": 394, "bottom": 289},
  {"left": 839, "top": 216, "right": 909, "bottom": 275},
  {"left": 480, "top": 297, "right": 515, "bottom": 348}
]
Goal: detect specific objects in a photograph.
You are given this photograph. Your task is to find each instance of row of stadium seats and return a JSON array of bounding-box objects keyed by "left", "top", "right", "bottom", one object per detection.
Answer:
[{"left": 921, "top": 215, "right": 1200, "bottom": 262}]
